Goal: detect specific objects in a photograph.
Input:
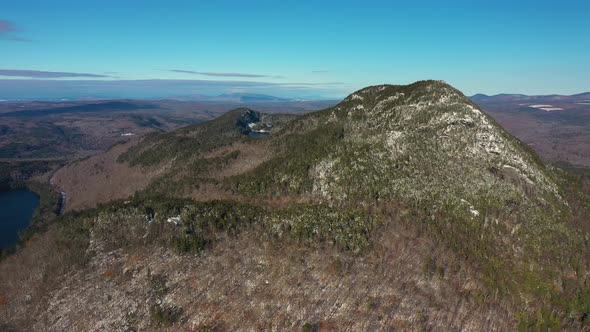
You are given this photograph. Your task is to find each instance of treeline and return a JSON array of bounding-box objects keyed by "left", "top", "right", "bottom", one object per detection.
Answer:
[
  {"left": 92, "top": 194, "right": 375, "bottom": 254},
  {"left": 0, "top": 160, "right": 61, "bottom": 190}
]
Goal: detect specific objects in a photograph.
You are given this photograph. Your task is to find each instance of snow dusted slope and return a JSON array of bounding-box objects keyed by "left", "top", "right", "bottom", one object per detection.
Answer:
[
  {"left": 239, "top": 81, "right": 564, "bottom": 213},
  {"left": 234, "top": 80, "right": 570, "bottom": 264}
]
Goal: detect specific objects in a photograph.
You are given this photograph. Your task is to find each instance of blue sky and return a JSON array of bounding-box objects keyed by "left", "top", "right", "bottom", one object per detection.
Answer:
[{"left": 1, "top": 0, "right": 589, "bottom": 99}]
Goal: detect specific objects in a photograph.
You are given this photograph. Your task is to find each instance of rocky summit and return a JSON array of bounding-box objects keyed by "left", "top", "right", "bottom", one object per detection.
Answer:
[{"left": 1, "top": 81, "right": 589, "bottom": 331}]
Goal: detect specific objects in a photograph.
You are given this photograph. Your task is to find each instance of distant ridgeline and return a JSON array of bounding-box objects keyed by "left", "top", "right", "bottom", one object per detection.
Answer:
[{"left": 6, "top": 81, "right": 590, "bottom": 329}]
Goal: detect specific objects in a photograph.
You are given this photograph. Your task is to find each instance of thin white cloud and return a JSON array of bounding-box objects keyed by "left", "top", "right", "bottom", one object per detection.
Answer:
[
  {"left": 0, "top": 69, "right": 111, "bottom": 78},
  {"left": 168, "top": 69, "right": 283, "bottom": 79}
]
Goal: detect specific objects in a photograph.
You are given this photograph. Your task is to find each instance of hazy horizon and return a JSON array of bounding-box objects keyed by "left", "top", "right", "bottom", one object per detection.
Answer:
[{"left": 1, "top": 78, "right": 590, "bottom": 101}]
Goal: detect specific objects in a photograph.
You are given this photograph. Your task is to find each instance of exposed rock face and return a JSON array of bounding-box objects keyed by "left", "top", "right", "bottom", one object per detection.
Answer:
[{"left": 236, "top": 109, "right": 261, "bottom": 134}]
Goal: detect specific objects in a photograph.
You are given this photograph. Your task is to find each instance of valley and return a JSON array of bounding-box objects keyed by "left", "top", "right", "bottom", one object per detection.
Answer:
[
  {"left": 473, "top": 93, "right": 590, "bottom": 168},
  {"left": 0, "top": 97, "right": 335, "bottom": 255},
  {"left": 0, "top": 98, "right": 336, "bottom": 161}
]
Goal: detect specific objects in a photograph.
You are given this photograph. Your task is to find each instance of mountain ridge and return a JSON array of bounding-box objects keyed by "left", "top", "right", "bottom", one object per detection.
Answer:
[{"left": 471, "top": 91, "right": 590, "bottom": 103}]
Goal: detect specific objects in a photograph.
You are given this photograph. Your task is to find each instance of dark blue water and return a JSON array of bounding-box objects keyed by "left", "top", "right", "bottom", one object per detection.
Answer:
[{"left": 0, "top": 190, "right": 39, "bottom": 249}]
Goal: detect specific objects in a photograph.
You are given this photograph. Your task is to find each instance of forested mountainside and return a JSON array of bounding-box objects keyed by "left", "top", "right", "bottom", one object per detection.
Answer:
[{"left": 2, "top": 80, "right": 590, "bottom": 331}]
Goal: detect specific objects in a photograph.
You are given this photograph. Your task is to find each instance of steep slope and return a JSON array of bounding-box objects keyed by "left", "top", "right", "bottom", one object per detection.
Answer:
[
  {"left": 235, "top": 81, "right": 563, "bottom": 207},
  {"left": 2, "top": 81, "right": 589, "bottom": 331},
  {"left": 225, "top": 81, "right": 578, "bottom": 318},
  {"left": 51, "top": 140, "right": 155, "bottom": 212},
  {"left": 117, "top": 108, "right": 298, "bottom": 197}
]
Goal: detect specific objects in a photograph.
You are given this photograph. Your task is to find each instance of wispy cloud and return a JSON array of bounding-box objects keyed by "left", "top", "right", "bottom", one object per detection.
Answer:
[
  {"left": 0, "top": 20, "right": 16, "bottom": 33},
  {"left": 0, "top": 69, "right": 111, "bottom": 78},
  {"left": 311, "top": 70, "right": 330, "bottom": 74},
  {"left": 168, "top": 69, "right": 283, "bottom": 79},
  {"left": 278, "top": 82, "right": 344, "bottom": 86},
  {"left": 0, "top": 20, "right": 31, "bottom": 42}
]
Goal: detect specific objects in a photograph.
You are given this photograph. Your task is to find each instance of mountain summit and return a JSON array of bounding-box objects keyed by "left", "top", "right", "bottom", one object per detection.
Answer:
[{"left": 235, "top": 80, "right": 563, "bottom": 209}]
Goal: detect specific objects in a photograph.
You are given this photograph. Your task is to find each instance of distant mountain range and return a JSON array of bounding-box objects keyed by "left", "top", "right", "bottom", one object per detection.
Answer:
[
  {"left": 216, "top": 93, "right": 291, "bottom": 102},
  {"left": 471, "top": 92, "right": 590, "bottom": 103},
  {"left": 0, "top": 92, "right": 328, "bottom": 103},
  {"left": 0, "top": 79, "right": 342, "bottom": 101}
]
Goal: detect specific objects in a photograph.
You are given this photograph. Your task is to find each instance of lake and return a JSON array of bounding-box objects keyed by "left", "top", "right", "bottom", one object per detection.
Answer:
[{"left": 0, "top": 189, "right": 40, "bottom": 250}]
